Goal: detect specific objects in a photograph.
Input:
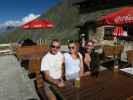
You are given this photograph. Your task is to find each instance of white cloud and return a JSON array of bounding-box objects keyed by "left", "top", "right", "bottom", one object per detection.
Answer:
[
  {"left": 0, "top": 20, "right": 21, "bottom": 27},
  {"left": 0, "top": 13, "right": 40, "bottom": 28},
  {"left": 21, "top": 13, "right": 40, "bottom": 24}
]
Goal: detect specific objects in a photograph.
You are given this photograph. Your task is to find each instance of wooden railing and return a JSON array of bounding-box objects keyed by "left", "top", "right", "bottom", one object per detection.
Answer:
[{"left": 0, "top": 43, "right": 13, "bottom": 55}]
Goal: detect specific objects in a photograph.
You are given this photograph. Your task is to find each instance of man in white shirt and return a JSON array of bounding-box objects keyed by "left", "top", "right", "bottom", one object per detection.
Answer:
[{"left": 41, "top": 39, "right": 64, "bottom": 88}]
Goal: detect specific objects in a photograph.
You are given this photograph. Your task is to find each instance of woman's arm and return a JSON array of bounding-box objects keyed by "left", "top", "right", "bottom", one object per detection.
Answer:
[{"left": 79, "top": 53, "right": 84, "bottom": 76}]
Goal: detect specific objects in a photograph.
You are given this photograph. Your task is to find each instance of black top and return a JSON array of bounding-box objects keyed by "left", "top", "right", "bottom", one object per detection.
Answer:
[
  {"left": 79, "top": 47, "right": 100, "bottom": 73},
  {"left": 21, "top": 39, "right": 37, "bottom": 46}
]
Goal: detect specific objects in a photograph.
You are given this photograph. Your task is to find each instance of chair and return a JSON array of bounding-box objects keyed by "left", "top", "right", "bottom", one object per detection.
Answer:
[
  {"left": 113, "top": 45, "right": 124, "bottom": 59},
  {"left": 103, "top": 45, "right": 124, "bottom": 60},
  {"left": 127, "top": 50, "right": 133, "bottom": 65},
  {"left": 103, "top": 45, "right": 114, "bottom": 61},
  {"left": 102, "top": 45, "right": 124, "bottom": 69}
]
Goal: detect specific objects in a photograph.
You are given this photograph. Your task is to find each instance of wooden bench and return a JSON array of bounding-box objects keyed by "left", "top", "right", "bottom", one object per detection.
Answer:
[
  {"left": 15, "top": 45, "right": 48, "bottom": 60},
  {"left": 15, "top": 45, "right": 48, "bottom": 76},
  {"left": 30, "top": 58, "right": 51, "bottom": 100},
  {"left": 16, "top": 45, "right": 50, "bottom": 99},
  {"left": 29, "top": 58, "right": 44, "bottom": 88}
]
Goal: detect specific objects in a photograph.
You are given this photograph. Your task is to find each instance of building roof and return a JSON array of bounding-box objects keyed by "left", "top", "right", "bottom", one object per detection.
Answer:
[{"left": 79, "top": 7, "right": 121, "bottom": 25}]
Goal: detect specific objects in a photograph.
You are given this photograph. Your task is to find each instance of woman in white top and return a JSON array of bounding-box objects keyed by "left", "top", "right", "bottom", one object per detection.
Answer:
[{"left": 64, "top": 41, "right": 84, "bottom": 80}]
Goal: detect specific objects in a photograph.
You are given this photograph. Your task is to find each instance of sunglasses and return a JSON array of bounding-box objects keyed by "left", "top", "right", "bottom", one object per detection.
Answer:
[
  {"left": 51, "top": 45, "right": 60, "bottom": 49},
  {"left": 68, "top": 46, "right": 75, "bottom": 49}
]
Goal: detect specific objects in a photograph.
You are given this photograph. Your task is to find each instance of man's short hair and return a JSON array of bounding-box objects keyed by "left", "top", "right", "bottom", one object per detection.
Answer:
[{"left": 51, "top": 39, "right": 60, "bottom": 46}]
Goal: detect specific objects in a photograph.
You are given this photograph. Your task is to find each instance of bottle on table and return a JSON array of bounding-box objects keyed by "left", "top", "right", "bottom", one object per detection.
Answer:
[
  {"left": 74, "top": 72, "right": 80, "bottom": 88},
  {"left": 113, "top": 57, "right": 119, "bottom": 72}
]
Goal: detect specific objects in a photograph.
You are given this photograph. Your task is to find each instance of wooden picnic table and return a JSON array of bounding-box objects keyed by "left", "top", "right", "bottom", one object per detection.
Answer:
[{"left": 52, "top": 70, "right": 133, "bottom": 100}]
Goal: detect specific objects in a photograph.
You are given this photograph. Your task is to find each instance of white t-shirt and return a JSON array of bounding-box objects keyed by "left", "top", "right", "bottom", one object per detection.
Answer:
[
  {"left": 64, "top": 53, "right": 82, "bottom": 80},
  {"left": 41, "top": 52, "right": 63, "bottom": 79}
]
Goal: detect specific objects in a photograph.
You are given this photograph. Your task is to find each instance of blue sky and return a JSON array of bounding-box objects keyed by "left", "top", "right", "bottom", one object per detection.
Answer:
[{"left": 0, "top": 0, "right": 61, "bottom": 27}]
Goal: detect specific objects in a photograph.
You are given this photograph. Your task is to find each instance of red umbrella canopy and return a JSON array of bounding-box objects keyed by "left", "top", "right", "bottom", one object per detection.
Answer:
[
  {"left": 101, "top": 7, "right": 133, "bottom": 25},
  {"left": 21, "top": 19, "right": 54, "bottom": 29}
]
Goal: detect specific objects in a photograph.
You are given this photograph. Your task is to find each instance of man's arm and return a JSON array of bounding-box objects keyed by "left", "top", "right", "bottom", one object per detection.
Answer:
[
  {"left": 61, "top": 57, "right": 65, "bottom": 80},
  {"left": 44, "top": 70, "right": 64, "bottom": 88},
  {"left": 44, "top": 70, "right": 60, "bottom": 86}
]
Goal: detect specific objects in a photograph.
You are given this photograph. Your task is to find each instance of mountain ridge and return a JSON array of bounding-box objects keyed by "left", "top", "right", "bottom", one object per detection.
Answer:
[{"left": 1, "top": 0, "right": 80, "bottom": 43}]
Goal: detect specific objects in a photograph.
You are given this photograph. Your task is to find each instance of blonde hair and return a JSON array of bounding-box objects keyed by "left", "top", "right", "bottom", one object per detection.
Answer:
[{"left": 68, "top": 41, "right": 80, "bottom": 59}]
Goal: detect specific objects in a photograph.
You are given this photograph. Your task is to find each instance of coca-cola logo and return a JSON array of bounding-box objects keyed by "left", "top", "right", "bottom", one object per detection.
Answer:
[{"left": 114, "top": 15, "right": 133, "bottom": 24}]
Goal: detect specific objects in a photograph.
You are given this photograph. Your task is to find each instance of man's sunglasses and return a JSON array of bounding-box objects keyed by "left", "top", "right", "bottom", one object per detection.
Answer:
[{"left": 51, "top": 45, "right": 60, "bottom": 49}]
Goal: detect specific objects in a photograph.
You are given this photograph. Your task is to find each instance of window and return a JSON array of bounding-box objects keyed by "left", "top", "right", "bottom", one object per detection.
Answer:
[
  {"left": 104, "top": 26, "right": 114, "bottom": 40},
  {"left": 124, "top": 25, "right": 133, "bottom": 41}
]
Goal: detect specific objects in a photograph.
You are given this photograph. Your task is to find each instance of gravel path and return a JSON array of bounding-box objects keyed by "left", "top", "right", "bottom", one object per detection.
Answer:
[{"left": 0, "top": 55, "right": 39, "bottom": 100}]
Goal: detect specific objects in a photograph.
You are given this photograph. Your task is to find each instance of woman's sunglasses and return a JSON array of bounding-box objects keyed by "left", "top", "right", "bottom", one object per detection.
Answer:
[{"left": 68, "top": 46, "right": 75, "bottom": 49}]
